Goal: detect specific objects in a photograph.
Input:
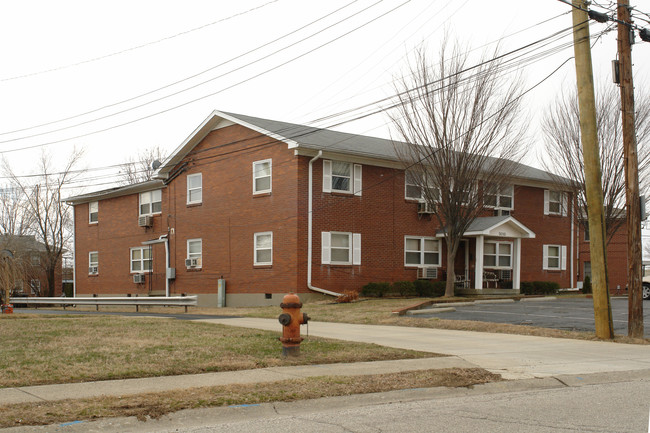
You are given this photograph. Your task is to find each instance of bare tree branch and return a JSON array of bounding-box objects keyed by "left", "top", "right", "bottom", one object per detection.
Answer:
[
  {"left": 119, "top": 146, "right": 167, "bottom": 185},
  {"left": 389, "top": 39, "right": 527, "bottom": 297}
]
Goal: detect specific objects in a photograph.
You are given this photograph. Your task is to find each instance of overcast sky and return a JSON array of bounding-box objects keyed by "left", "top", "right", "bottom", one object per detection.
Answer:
[{"left": 0, "top": 0, "right": 648, "bottom": 195}]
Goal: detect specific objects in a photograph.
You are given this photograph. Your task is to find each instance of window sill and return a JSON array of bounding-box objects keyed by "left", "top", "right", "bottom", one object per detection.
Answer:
[
  {"left": 186, "top": 202, "right": 202, "bottom": 208},
  {"left": 253, "top": 191, "right": 272, "bottom": 197},
  {"left": 254, "top": 264, "right": 273, "bottom": 269},
  {"left": 88, "top": 274, "right": 99, "bottom": 277},
  {"left": 89, "top": 222, "right": 98, "bottom": 226},
  {"left": 324, "top": 263, "right": 356, "bottom": 267},
  {"left": 186, "top": 267, "right": 202, "bottom": 272},
  {"left": 329, "top": 191, "right": 353, "bottom": 197}
]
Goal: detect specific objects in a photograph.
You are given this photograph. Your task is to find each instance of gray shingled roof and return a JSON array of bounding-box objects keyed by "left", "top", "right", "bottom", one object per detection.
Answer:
[{"left": 222, "top": 112, "right": 567, "bottom": 185}]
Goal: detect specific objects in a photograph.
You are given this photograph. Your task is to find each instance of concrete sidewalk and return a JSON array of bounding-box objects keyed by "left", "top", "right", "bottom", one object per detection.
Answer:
[{"left": 196, "top": 318, "right": 650, "bottom": 379}]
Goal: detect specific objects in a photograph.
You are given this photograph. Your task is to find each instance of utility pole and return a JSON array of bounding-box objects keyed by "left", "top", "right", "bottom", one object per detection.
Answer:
[
  {"left": 617, "top": 0, "right": 644, "bottom": 338},
  {"left": 571, "top": 0, "right": 614, "bottom": 339}
]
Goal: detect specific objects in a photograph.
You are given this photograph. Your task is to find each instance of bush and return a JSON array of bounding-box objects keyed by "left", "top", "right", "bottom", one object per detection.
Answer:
[
  {"left": 392, "top": 281, "right": 416, "bottom": 297},
  {"left": 414, "top": 280, "right": 446, "bottom": 297},
  {"left": 520, "top": 281, "right": 560, "bottom": 295},
  {"left": 582, "top": 275, "right": 592, "bottom": 294},
  {"left": 360, "top": 282, "right": 390, "bottom": 297}
]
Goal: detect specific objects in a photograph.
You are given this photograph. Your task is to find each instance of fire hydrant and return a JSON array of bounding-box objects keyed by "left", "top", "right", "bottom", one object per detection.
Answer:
[{"left": 278, "top": 293, "right": 310, "bottom": 357}]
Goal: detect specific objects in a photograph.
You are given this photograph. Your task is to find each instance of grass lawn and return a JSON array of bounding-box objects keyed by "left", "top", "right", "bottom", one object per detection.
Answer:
[{"left": 0, "top": 314, "right": 438, "bottom": 388}]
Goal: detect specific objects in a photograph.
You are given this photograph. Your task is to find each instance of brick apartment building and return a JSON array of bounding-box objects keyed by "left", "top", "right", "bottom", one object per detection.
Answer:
[{"left": 67, "top": 110, "right": 601, "bottom": 307}]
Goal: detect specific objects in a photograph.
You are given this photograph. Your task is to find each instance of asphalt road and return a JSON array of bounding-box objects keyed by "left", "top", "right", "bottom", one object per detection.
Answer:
[{"left": 417, "top": 298, "right": 650, "bottom": 337}]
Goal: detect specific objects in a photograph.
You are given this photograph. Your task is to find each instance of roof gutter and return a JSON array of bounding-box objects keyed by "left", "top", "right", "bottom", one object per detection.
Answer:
[{"left": 308, "top": 151, "right": 341, "bottom": 297}]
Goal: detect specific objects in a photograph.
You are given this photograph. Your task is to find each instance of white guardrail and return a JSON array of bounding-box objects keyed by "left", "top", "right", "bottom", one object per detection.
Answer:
[{"left": 9, "top": 296, "right": 198, "bottom": 312}]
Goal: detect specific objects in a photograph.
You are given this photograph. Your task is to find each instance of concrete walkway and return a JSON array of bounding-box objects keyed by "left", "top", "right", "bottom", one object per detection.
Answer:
[
  {"left": 2, "top": 317, "right": 650, "bottom": 407},
  {"left": 196, "top": 318, "right": 650, "bottom": 379}
]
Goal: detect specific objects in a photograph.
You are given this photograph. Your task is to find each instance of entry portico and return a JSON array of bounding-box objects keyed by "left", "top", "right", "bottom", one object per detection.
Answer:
[{"left": 440, "top": 216, "right": 535, "bottom": 293}]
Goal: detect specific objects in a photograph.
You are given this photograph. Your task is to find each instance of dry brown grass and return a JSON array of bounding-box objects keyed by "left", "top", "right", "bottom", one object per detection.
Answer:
[
  {"left": 0, "top": 314, "right": 435, "bottom": 388},
  {"left": 0, "top": 368, "right": 501, "bottom": 428}
]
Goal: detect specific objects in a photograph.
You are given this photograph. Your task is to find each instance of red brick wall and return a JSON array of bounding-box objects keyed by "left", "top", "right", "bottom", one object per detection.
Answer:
[{"left": 577, "top": 221, "right": 628, "bottom": 293}]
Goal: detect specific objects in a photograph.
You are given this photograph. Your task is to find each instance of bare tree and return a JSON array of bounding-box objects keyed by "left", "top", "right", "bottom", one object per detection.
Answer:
[
  {"left": 119, "top": 146, "right": 167, "bottom": 185},
  {"left": 542, "top": 85, "right": 650, "bottom": 243},
  {"left": 389, "top": 40, "right": 526, "bottom": 297},
  {"left": 2, "top": 150, "right": 83, "bottom": 296},
  {"left": 0, "top": 186, "right": 33, "bottom": 236}
]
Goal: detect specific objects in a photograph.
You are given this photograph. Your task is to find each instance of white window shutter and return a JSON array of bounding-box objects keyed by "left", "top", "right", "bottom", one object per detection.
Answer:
[
  {"left": 353, "top": 164, "right": 362, "bottom": 196},
  {"left": 323, "top": 160, "right": 332, "bottom": 193},
  {"left": 352, "top": 233, "right": 361, "bottom": 265},
  {"left": 561, "top": 193, "right": 568, "bottom": 217},
  {"left": 321, "top": 232, "right": 331, "bottom": 264},
  {"left": 542, "top": 245, "right": 548, "bottom": 270},
  {"left": 543, "top": 190, "right": 550, "bottom": 215},
  {"left": 561, "top": 245, "right": 567, "bottom": 270}
]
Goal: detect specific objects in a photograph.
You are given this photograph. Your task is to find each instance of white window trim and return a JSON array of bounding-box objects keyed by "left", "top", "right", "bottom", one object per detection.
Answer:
[
  {"left": 404, "top": 236, "right": 441, "bottom": 267},
  {"left": 254, "top": 232, "right": 273, "bottom": 266},
  {"left": 321, "top": 231, "right": 361, "bottom": 265},
  {"left": 187, "top": 238, "right": 203, "bottom": 268},
  {"left": 186, "top": 173, "right": 202, "bottom": 205},
  {"left": 484, "top": 184, "right": 514, "bottom": 210},
  {"left": 323, "top": 160, "right": 362, "bottom": 196},
  {"left": 483, "top": 241, "right": 513, "bottom": 270},
  {"left": 89, "top": 251, "right": 98, "bottom": 275},
  {"left": 139, "top": 190, "right": 162, "bottom": 216},
  {"left": 253, "top": 159, "right": 272, "bottom": 194},
  {"left": 89, "top": 201, "right": 98, "bottom": 224},
  {"left": 544, "top": 190, "right": 567, "bottom": 216},
  {"left": 543, "top": 244, "right": 567, "bottom": 270},
  {"left": 130, "top": 247, "right": 152, "bottom": 273},
  {"left": 405, "top": 171, "right": 440, "bottom": 202}
]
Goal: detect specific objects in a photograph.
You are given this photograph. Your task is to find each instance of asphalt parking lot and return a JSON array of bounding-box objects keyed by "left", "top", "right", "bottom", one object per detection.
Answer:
[{"left": 417, "top": 298, "right": 650, "bottom": 338}]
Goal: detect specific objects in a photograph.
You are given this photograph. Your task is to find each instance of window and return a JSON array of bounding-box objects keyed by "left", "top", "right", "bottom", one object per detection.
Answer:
[
  {"left": 187, "top": 174, "right": 202, "bottom": 204},
  {"left": 321, "top": 232, "right": 361, "bottom": 265},
  {"left": 30, "top": 279, "right": 40, "bottom": 295},
  {"left": 89, "top": 252, "right": 98, "bottom": 275},
  {"left": 404, "top": 237, "right": 441, "bottom": 267},
  {"left": 187, "top": 239, "right": 202, "bottom": 268},
  {"left": 130, "top": 247, "right": 152, "bottom": 273},
  {"left": 544, "top": 190, "right": 567, "bottom": 216},
  {"left": 584, "top": 261, "right": 591, "bottom": 279},
  {"left": 405, "top": 171, "right": 440, "bottom": 202},
  {"left": 484, "top": 184, "right": 513, "bottom": 210},
  {"left": 254, "top": 232, "right": 273, "bottom": 265},
  {"left": 323, "top": 160, "right": 362, "bottom": 195},
  {"left": 31, "top": 255, "right": 40, "bottom": 266},
  {"left": 543, "top": 244, "right": 567, "bottom": 270},
  {"left": 89, "top": 201, "right": 98, "bottom": 223},
  {"left": 583, "top": 224, "right": 590, "bottom": 241},
  {"left": 139, "top": 190, "right": 162, "bottom": 216},
  {"left": 253, "top": 160, "right": 272, "bottom": 194},
  {"left": 484, "top": 241, "right": 512, "bottom": 269}
]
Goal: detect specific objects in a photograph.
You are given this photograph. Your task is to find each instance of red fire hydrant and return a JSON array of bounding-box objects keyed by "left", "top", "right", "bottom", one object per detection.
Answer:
[{"left": 278, "top": 293, "right": 310, "bottom": 357}]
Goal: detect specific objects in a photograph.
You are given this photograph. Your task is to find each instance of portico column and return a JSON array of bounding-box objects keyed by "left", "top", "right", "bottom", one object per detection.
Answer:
[
  {"left": 475, "top": 235, "right": 484, "bottom": 290},
  {"left": 513, "top": 238, "right": 521, "bottom": 292}
]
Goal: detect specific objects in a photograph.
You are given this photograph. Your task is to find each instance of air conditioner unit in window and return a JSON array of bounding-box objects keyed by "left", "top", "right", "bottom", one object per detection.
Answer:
[
  {"left": 185, "top": 258, "right": 200, "bottom": 268},
  {"left": 133, "top": 273, "right": 145, "bottom": 284},
  {"left": 417, "top": 202, "right": 435, "bottom": 214},
  {"left": 417, "top": 267, "right": 438, "bottom": 279},
  {"left": 138, "top": 215, "right": 153, "bottom": 227},
  {"left": 88, "top": 266, "right": 98, "bottom": 274}
]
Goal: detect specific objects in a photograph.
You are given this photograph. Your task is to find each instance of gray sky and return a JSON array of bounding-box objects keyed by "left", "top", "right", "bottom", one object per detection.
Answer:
[{"left": 0, "top": 0, "right": 648, "bottom": 194}]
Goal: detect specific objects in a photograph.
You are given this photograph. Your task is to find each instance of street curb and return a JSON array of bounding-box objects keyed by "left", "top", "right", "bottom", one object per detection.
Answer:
[
  {"left": 406, "top": 307, "right": 456, "bottom": 315},
  {"left": 519, "top": 296, "right": 557, "bottom": 302}
]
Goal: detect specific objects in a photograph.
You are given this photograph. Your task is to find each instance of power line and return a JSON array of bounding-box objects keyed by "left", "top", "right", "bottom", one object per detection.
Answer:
[{"left": 0, "top": 0, "right": 283, "bottom": 83}]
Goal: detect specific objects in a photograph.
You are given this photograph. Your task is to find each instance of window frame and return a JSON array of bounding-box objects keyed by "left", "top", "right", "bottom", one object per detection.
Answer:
[
  {"left": 29, "top": 279, "right": 40, "bottom": 295},
  {"left": 323, "top": 160, "right": 362, "bottom": 196},
  {"left": 254, "top": 232, "right": 273, "bottom": 266},
  {"left": 186, "top": 173, "right": 202, "bottom": 205},
  {"left": 543, "top": 244, "right": 567, "bottom": 271},
  {"left": 404, "top": 171, "right": 440, "bottom": 202},
  {"left": 544, "top": 190, "right": 567, "bottom": 216},
  {"left": 483, "top": 241, "right": 513, "bottom": 269},
  {"left": 253, "top": 159, "right": 272, "bottom": 194},
  {"left": 404, "top": 236, "right": 441, "bottom": 267},
  {"left": 89, "top": 251, "right": 98, "bottom": 275},
  {"left": 186, "top": 238, "right": 203, "bottom": 268},
  {"left": 321, "top": 231, "right": 361, "bottom": 265},
  {"left": 484, "top": 184, "right": 514, "bottom": 210},
  {"left": 139, "top": 190, "right": 162, "bottom": 216},
  {"left": 130, "top": 247, "right": 152, "bottom": 273},
  {"left": 89, "top": 201, "right": 98, "bottom": 224}
]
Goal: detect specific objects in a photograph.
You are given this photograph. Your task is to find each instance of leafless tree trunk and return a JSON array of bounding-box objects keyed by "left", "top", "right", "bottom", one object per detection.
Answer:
[
  {"left": 119, "top": 146, "right": 167, "bottom": 185},
  {"left": 542, "top": 85, "right": 650, "bottom": 243},
  {"left": 0, "top": 186, "right": 33, "bottom": 236},
  {"left": 389, "top": 40, "right": 526, "bottom": 297},
  {"left": 2, "top": 150, "right": 83, "bottom": 296}
]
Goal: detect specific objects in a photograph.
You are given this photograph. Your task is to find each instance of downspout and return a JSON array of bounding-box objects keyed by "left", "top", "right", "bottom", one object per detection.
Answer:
[
  {"left": 72, "top": 206, "right": 76, "bottom": 298},
  {"left": 570, "top": 194, "right": 575, "bottom": 289},
  {"left": 308, "top": 151, "right": 341, "bottom": 297}
]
